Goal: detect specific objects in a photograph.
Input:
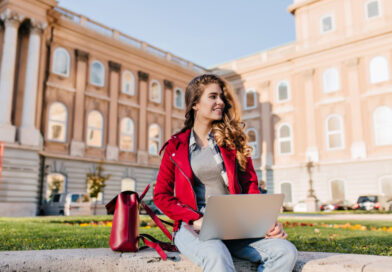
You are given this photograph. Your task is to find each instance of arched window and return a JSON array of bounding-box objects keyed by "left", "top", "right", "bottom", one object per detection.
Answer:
[
  {"left": 149, "top": 80, "right": 162, "bottom": 103},
  {"left": 323, "top": 68, "right": 340, "bottom": 93},
  {"left": 119, "top": 117, "right": 135, "bottom": 151},
  {"left": 47, "top": 102, "right": 68, "bottom": 142},
  {"left": 46, "top": 173, "right": 65, "bottom": 201},
  {"left": 121, "top": 178, "right": 136, "bottom": 192},
  {"left": 280, "top": 182, "right": 293, "bottom": 203},
  {"left": 90, "top": 61, "right": 105, "bottom": 87},
  {"left": 277, "top": 81, "right": 290, "bottom": 102},
  {"left": 379, "top": 176, "right": 392, "bottom": 196},
  {"left": 52, "top": 47, "right": 70, "bottom": 77},
  {"left": 86, "top": 110, "right": 104, "bottom": 147},
  {"left": 278, "top": 124, "right": 293, "bottom": 155},
  {"left": 369, "top": 56, "right": 389, "bottom": 84},
  {"left": 326, "top": 115, "right": 344, "bottom": 150},
  {"left": 366, "top": 0, "right": 380, "bottom": 19},
  {"left": 174, "top": 88, "right": 184, "bottom": 109},
  {"left": 373, "top": 106, "right": 392, "bottom": 146},
  {"left": 244, "top": 89, "right": 257, "bottom": 109},
  {"left": 122, "top": 70, "right": 135, "bottom": 95},
  {"left": 330, "top": 180, "right": 345, "bottom": 201},
  {"left": 246, "top": 128, "right": 258, "bottom": 158},
  {"left": 148, "top": 124, "right": 161, "bottom": 155}
]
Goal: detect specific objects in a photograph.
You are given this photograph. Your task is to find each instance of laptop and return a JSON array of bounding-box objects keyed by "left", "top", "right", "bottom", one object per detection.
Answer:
[{"left": 197, "top": 194, "right": 284, "bottom": 241}]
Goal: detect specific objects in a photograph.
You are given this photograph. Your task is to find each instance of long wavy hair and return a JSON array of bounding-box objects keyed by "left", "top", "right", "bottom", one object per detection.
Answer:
[{"left": 178, "top": 74, "right": 252, "bottom": 172}]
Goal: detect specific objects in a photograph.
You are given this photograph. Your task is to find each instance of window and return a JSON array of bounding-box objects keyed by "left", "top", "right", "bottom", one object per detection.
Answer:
[
  {"left": 174, "top": 88, "right": 184, "bottom": 109},
  {"left": 247, "top": 128, "right": 258, "bottom": 158},
  {"left": 52, "top": 47, "right": 70, "bottom": 77},
  {"left": 278, "top": 124, "right": 293, "bottom": 155},
  {"left": 121, "top": 178, "right": 136, "bottom": 192},
  {"left": 47, "top": 102, "right": 68, "bottom": 142},
  {"left": 149, "top": 80, "right": 161, "bottom": 103},
  {"left": 369, "top": 56, "right": 389, "bottom": 84},
  {"left": 119, "top": 117, "right": 135, "bottom": 151},
  {"left": 86, "top": 110, "right": 104, "bottom": 148},
  {"left": 366, "top": 0, "right": 380, "bottom": 19},
  {"left": 148, "top": 124, "right": 161, "bottom": 155},
  {"left": 277, "top": 81, "right": 290, "bottom": 102},
  {"left": 380, "top": 176, "right": 392, "bottom": 196},
  {"left": 90, "top": 61, "right": 105, "bottom": 87},
  {"left": 373, "top": 106, "right": 392, "bottom": 146},
  {"left": 330, "top": 180, "right": 345, "bottom": 201},
  {"left": 323, "top": 68, "right": 340, "bottom": 93},
  {"left": 244, "top": 89, "right": 257, "bottom": 109},
  {"left": 280, "top": 182, "right": 293, "bottom": 203},
  {"left": 320, "top": 15, "right": 334, "bottom": 33},
  {"left": 326, "top": 115, "right": 345, "bottom": 150},
  {"left": 46, "top": 173, "right": 65, "bottom": 201},
  {"left": 122, "top": 70, "right": 135, "bottom": 95}
]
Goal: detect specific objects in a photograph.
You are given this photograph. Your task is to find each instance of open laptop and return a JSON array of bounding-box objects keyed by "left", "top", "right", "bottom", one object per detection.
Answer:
[{"left": 197, "top": 194, "right": 284, "bottom": 241}]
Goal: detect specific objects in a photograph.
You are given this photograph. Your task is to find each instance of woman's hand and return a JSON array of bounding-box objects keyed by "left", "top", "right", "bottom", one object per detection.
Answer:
[
  {"left": 265, "top": 221, "right": 287, "bottom": 239},
  {"left": 192, "top": 217, "right": 204, "bottom": 233}
]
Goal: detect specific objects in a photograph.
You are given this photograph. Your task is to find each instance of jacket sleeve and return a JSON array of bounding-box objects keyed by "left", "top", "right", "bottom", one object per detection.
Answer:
[
  {"left": 153, "top": 144, "right": 202, "bottom": 224},
  {"left": 238, "top": 156, "right": 261, "bottom": 194}
]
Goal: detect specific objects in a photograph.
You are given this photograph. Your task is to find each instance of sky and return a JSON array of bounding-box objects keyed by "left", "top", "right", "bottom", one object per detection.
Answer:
[{"left": 57, "top": 0, "right": 296, "bottom": 68}]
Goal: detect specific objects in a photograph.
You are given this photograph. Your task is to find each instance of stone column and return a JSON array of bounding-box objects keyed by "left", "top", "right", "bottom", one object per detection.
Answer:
[
  {"left": 346, "top": 57, "right": 366, "bottom": 159},
  {"left": 260, "top": 80, "right": 273, "bottom": 185},
  {"left": 137, "top": 71, "right": 149, "bottom": 164},
  {"left": 303, "top": 69, "right": 319, "bottom": 162},
  {"left": 0, "top": 10, "right": 23, "bottom": 143},
  {"left": 70, "top": 49, "right": 89, "bottom": 157},
  {"left": 106, "top": 61, "right": 120, "bottom": 161},
  {"left": 164, "top": 80, "right": 173, "bottom": 141},
  {"left": 19, "top": 19, "right": 47, "bottom": 146}
]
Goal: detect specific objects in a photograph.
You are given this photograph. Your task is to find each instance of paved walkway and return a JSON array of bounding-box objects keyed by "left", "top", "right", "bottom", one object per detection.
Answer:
[{"left": 279, "top": 213, "right": 392, "bottom": 221}]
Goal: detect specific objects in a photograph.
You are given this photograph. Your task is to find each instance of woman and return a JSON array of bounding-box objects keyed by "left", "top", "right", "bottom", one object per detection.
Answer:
[{"left": 153, "top": 74, "right": 297, "bottom": 271}]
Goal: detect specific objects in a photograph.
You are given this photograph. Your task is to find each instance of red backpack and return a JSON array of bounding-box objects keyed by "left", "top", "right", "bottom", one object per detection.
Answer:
[{"left": 105, "top": 184, "right": 177, "bottom": 260}]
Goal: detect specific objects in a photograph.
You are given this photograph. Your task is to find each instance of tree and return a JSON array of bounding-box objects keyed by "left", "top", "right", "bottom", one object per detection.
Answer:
[{"left": 86, "top": 162, "right": 111, "bottom": 215}]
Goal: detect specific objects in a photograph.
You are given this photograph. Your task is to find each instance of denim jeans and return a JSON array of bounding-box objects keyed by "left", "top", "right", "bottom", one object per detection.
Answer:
[{"left": 173, "top": 223, "right": 298, "bottom": 272}]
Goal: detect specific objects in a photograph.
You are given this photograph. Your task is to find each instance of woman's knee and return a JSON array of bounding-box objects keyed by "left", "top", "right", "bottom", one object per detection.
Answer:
[
  {"left": 200, "top": 240, "right": 235, "bottom": 270},
  {"left": 272, "top": 239, "right": 298, "bottom": 264}
]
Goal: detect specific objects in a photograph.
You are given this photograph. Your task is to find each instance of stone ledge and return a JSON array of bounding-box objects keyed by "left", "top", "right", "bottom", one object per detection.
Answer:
[{"left": 0, "top": 248, "right": 391, "bottom": 272}]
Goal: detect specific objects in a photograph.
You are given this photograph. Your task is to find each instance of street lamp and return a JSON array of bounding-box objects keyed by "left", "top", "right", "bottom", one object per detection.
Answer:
[{"left": 305, "top": 160, "right": 319, "bottom": 212}]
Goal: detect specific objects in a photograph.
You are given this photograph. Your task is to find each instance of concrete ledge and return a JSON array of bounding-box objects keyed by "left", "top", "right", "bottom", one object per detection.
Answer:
[{"left": 0, "top": 248, "right": 391, "bottom": 272}]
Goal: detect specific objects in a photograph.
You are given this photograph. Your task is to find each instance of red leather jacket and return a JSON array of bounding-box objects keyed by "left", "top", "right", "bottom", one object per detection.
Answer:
[{"left": 153, "top": 128, "right": 260, "bottom": 232}]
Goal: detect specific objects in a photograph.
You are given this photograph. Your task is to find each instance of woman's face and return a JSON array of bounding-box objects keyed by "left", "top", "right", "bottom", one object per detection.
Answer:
[{"left": 193, "top": 83, "right": 225, "bottom": 123}]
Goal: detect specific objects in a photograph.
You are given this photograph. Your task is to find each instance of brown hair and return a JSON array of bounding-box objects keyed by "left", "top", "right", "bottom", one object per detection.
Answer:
[{"left": 178, "top": 74, "right": 252, "bottom": 171}]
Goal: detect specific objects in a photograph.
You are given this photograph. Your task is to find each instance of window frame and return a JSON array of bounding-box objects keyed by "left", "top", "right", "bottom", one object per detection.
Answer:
[
  {"left": 322, "top": 67, "right": 340, "bottom": 93},
  {"left": 121, "top": 70, "right": 136, "bottom": 95},
  {"left": 86, "top": 110, "right": 104, "bottom": 148},
  {"left": 328, "top": 179, "right": 346, "bottom": 201},
  {"left": 148, "top": 123, "right": 161, "bottom": 156},
  {"left": 52, "top": 47, "right": 71, "bottom": 77},
  {"left": 119, "top": 117, "right": 135, "bottom": 152},
  {"left": 243, "top": 88, "right": 257, "bottom": 110},
  {"left": 90, "top": 60, "right": 105, "bottom": 87},
  {"left": 173, "top": 88, "right": 185, "bottom": 109},
  {"left": 279, "top": 181, "right": 293, "bottom": 204},
  {"left": 149, "top": 80, "right": 162, "bottom": 103},
  {"left": 277, "top": 123, "right": 294, "bottom": 155},
  {"left": 246, "top": 128, "right": 259, "bottom": 158},
  {"left": 276, "top": 81, "right": 291, "bottom": 103},
  {"left": 325, "top": 114, "right": 345, "bottom": 150},
  {"left": 320, "top": 13, "right": 335, "bottom": 34},
  {"left": 373, "top": 106, "right": 392, "bottom": 146},
  {"left": 369, "top": 56, "right": 390, "bottom": 84},
  {"left": 121, "top": 178, "right": 136, "bottom": 192},
  {"left": 365, "top": 0, "right": 381, "bottom": 20},
  {"left": 47, "top": 102, "right": 68, "bottom": 143}
]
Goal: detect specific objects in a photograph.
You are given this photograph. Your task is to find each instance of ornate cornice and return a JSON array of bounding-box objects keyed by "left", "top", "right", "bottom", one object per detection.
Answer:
[
  {"left": 74, "top": 49, "right": 89, "bottom": 62},
  {"left": 0, "top": 9, "right": 24, "bottom": 28},
  {"left": 109, "top": 61, "right": 121, "bottom": 72},
  {"left": 138, "top": 71, "right": 149, "bottom": 82}
]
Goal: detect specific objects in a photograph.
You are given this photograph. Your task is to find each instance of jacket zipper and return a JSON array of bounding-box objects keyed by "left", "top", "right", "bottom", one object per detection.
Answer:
[{"left": 170, "top": 156, "right": 199, "bottom": 214}]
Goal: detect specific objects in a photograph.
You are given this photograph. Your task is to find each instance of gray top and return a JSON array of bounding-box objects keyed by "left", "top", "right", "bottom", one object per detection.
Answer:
[{"left": 189, "top": 129, "right": 229, "bottom": 213}]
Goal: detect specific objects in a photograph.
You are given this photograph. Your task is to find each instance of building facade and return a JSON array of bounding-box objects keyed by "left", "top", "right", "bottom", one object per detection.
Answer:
[
  {"left": 215, "top": 0, "right": 392, "bottom": 208},
  {"left": 0, "top": 0, "right": 206, "bottom": 216}
]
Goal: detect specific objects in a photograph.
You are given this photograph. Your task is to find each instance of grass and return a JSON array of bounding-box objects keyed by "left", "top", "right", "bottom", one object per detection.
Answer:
[{"left": 0, "top": 216, "right": 391, "bottom": 256}]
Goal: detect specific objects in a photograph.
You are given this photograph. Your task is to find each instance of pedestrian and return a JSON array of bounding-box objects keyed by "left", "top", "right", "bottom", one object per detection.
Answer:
[
  {"left": 259, "top": 180, "right": 268, "bottom": 194},
  {"left": 154, "top": 74, "right": 297, "bottom": 272}
]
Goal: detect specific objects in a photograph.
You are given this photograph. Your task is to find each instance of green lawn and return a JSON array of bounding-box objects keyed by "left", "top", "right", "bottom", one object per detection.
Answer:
[{"left": 0, "top": 216, "right": 391, "bottom": 256}]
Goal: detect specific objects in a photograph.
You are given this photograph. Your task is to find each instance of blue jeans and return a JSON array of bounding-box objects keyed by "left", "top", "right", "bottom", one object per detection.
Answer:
[{"left": 174, "top": 223, "right": 297, "bottom": 272}]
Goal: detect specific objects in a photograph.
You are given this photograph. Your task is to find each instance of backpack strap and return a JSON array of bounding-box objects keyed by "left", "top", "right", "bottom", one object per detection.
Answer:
[
  {"left": 139, "top": 234, "right": 177, "bottom": 260},
  {"left": 140, "top": 201, "right": 173, "bottom": 241}
]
